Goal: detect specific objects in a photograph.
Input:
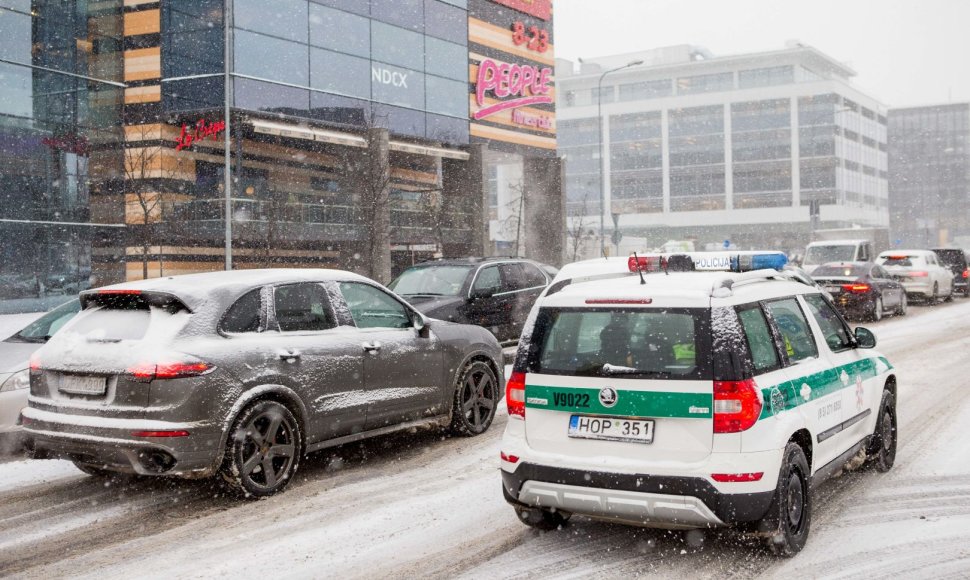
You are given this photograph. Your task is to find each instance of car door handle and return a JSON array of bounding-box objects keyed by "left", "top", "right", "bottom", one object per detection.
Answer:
[
  {"left": 279, "top": 350, "right": 301, "bottom": 361},
  {"left": 362, "top": 342, "right": 382, "bottom": 353}
]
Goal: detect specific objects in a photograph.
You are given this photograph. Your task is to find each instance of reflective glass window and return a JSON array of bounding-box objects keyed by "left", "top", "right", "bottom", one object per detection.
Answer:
[
  {"left": 311, "top": 47, "right": 371, "bottom": 99},
  {"left": 234, "top": 30, "right": 309, "bottom": 86},
  {"left": 425, "top": 75, "right": 466, "bottom": 118},
  {"left": 274, "top": 284, "right": 337, "bottom": 332},
  {"left": 309, "top": 3, "right": 370, "bottom": 57},
  {"left": 234, "top": 0, "right": 308, "bottom": 42},
  {"left": 0, "top": 9, "right": 31, "bottom": 62},
  {"left": 235, "top": 78, "right": 310, "bottom": 114},
  {"left": 425, "top": 37, "right": 466, "bottom": 81},
  {"left": 310, "top": 91, "right": 371, "bottom": 127},
  {"left": 371, "top": 63, "right": 425, "bottom": 110},
  {"left": 426, "top": 113, "right": 468, "bottom": 144},
  {"left": 424, "top": 0, "right": 467, "bottom": 44},
  {"left": 339, "top": 282, "right": 412, "bottom": 329},
  {"left": 372, "top": 103, "right": 425, "bottom": 137},
  {"left": 310, "top": 0, "right": 370, "bottom": 17},
  {"left": 372, "top": 21, "right": 425, "bottom": 70},
  {"left": 371, "top": 0, "right": 424, "bottom": 32},
  {"left": 0, "top": 63, "right": 32, "bottom": 118}
]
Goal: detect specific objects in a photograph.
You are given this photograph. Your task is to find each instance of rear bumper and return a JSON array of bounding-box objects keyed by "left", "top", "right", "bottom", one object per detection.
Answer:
[
  {"left": 22, "top": 407, "right": 223, "bottom": 477},
  {"left": 502, "top": 463, "right": 774, "bottom": 528}
]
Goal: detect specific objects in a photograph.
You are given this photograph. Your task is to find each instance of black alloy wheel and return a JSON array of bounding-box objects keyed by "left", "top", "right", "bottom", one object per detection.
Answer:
[
  {"left": 221, "top": 400, "right": 302, "bottom": 498},
  {"left": 450, "top": 360, "right": 498, "bottom": 436},
  {"left": 866, "top": 390, "right": 897, "bottom": 472},
  {"left": 761, "top": 442, "right": 812, "bottom": 557}
]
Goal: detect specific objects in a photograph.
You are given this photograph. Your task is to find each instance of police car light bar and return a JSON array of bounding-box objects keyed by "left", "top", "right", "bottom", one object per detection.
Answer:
[{"left": 627, "top": 251, "right": 788, "bottom": 274}]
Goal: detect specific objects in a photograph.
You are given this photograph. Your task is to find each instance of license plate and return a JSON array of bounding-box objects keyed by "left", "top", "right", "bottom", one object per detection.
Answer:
[
  {"left": 59, "top": 375, "right": 107, "bottom": 396},
  {"left": 568, "top": 415, "right": 655, "bottom": 443},
  {"left": 825, "top": 285, "right": 842, "bottom": 294}
]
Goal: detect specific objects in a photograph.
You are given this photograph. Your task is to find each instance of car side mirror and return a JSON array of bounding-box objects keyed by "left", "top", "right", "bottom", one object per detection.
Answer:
[
  {"left": 854, "top": 327, "right": 876, "bottom": 349},
  {"left": 412, "top": 312, "right": 430, "bottom": 337}
]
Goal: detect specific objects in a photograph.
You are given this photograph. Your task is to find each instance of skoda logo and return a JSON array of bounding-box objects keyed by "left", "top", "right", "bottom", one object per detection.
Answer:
[{"left": 599, "top": 387, "right": 618, "bottom": 408}]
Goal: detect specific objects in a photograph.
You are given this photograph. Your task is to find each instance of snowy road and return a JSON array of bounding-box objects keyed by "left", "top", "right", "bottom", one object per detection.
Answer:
[{"left": 2, "top": 299, "right": 970, "bottom": 578}]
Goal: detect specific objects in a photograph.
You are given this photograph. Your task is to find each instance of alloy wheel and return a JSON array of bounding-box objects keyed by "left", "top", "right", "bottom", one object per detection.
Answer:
[
  {"left": 460, "top": 366, "right": 498, "bottom": 432},
  {"left": 237, "top": 408, "right": 297, "bottom": 491}
]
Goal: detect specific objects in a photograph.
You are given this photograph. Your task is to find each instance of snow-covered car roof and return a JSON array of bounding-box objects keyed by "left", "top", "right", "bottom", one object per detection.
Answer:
[{"left": 83, "top": 269, "right": 371, "bottom": 312}]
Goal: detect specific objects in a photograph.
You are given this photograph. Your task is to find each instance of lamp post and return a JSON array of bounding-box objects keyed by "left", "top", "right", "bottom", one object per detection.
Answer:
[{"left": 597, "top": 59, "right": 643, "bottom": 256}]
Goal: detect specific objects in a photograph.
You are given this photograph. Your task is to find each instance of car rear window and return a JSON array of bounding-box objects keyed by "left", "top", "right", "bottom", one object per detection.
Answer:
[
  {"left": 525, "top": 307, "right": 712, "bottom": 379},
  {"left": 880, "top": 256, "right": 915, "bottom": 267},
  {"left": 813, "top": 264, "right": 866, "bottom": 277},
  {"left": 933, "top": 250, "right": 967, "bottom": 268},
  {"left": 70, "top": 292, "right": 189, "bottom": 341}
]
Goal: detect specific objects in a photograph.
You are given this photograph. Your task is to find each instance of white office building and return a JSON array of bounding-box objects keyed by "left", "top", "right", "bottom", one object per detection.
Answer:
[{"left": 556, "top": 43, "right": 889, "bottom": 255}]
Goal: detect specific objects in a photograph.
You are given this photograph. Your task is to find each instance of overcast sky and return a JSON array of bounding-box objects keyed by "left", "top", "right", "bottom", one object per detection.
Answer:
[{"left": 553, "top": 0, "right": 970, "bottom": 109}]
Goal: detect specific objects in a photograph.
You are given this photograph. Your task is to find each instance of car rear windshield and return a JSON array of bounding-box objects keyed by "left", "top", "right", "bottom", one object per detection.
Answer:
[
  {"left": 933, "top": 250, "right": 967, "bottom": 268},
  {"left": 69, "top": 293, "right": 188, "bottom": 342},
  {"left": 881, "top": 256, "right": 915, "bottom": 267},
  {"left": 813, "top": 264, "right": 867, "bottom": 277},
  {"left": 804, "top": 245, "right": 857, "bottom": 265},
  {"left": 524, "top": 307, "right": 712, "bottom": 380},
  {"left": 388, "top": 265, "right": 473, "bottom": 296}
]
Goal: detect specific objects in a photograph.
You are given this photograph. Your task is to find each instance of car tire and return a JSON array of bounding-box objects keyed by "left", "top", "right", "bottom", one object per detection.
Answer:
[
  {"left": 865, "top": 390, "right": 897, "bottom": 473},
  {"left": 761, "top": 442, "right": 812, "bottom": 557},
  {"left": 931, "top": 282, "right": 939, "bottom": 304},
  {"left": 220, "top": 399, "right": 302, "bottom": 498},
  {"left": 944, "top": 285, "right": 954, "bottom": 302},
  {"left": 514, "top": 506, "right": 571, "bottom": 530},
  {"left": 896, "top": 292, "right": 908, "bottom": 316},
  {"left": 449, "top": 360, "right": 499, "bottom": 436},
  {"left": 870, "top": 296, "right": 883, "bottom": 322}
]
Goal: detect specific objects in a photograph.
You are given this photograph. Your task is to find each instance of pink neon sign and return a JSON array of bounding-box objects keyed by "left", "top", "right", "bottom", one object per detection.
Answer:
[{"left": 474, "top": 58, "right": 553, "bottom": 121}]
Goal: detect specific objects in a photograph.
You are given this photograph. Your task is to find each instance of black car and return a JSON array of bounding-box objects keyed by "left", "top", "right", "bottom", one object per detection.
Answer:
[
  {"left": 811, "top": 261, "right": 907, "bottom": 321},
  {"left": 931, "top": 247, "right": 969, "bottom": 297},
  {"left": 389, "top": 258, "right": 557, "bottom": 344}
]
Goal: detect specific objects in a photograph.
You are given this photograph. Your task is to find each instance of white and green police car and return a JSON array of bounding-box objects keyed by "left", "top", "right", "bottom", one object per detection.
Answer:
[{"left": 500, "top": 252, "right": 897, "bottom": 556}]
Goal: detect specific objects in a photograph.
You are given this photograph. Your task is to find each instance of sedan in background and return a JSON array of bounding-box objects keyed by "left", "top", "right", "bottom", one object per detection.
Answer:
[
  {"left": 389, "top": 257, "right": 556, "bottom": 344},
  {"left": 811, "top": 262, "right": 907, "bottom": 321},
  {"left": 877, "top": 250, "right": 955, "bottom": 303},
  {"left": 931, "top": 247, "right": 969, "bottom": 297},
  {"left": 25, "top": 269, "right": 503, "bottom": 497},
  {"left": 0, "top": 299, "right": 81, "bottom": 449}
]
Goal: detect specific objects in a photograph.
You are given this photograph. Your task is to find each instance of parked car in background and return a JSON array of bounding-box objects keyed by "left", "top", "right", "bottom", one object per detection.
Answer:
[
  {"left": 25, "top": 270, "right": 503, "bottom": 497},
  {"left": 876, "top": 250, "right": 954, "bottom": 303},
  {"left": 810, "top": 262, "right": 906, "bottom": 321},
  {"left": 0, "top": 299, "right": 81, "bottom": 449},
  {"left": 931, "top": 247, "right": 969, "bottom": 297},
  {"left": 389, "top": 257, "right": 557, "bottom": 344},
  {"left": 0, "top": 274, "right": 41, "bottom": 300},
  {"left": 802, "top": 240, "right": 875, "bottom": 275}
]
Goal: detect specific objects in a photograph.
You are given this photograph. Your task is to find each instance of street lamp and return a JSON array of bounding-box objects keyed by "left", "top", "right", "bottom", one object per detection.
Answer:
[{"left": 597, "top": 59, "right": 643, "bottom": 256}]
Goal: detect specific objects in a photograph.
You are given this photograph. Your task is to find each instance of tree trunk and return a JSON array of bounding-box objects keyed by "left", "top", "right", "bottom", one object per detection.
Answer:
[{"left": 365, "top": 128, "right": 392, "bottom": 284}]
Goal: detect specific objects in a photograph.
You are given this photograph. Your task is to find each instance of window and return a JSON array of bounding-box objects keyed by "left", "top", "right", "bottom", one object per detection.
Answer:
[
  {"left": 339, "top": 282, "right": 412, "bottom": 329},
  {"left": 737, "top": 305, "right": 780, "bottom": 372},
  {"left": 472, "top": 265, "right": 501, "bottom": 295},
  {"left": 499, "top": 263, "right": 530, "bottom": 292},
  {"left": 618, "top": 79, "right": 671, "bottom": 101},
  {"left": 803, "top": 294, "right": 852, "bottom": 352},
  {"left": 309, "top": 3, "right": 370, "bottom": 57},
  {"left": 738, "top": 65, "right": 793, "bottom": 89},
  {"left": 520, "top": 263, "right": 548, "bottom": 288},
  {"left": 273, "top": 283, "right": 336, "bottom": 332},
  {"left": 677, "top": 72, "right": 733, "bottom": 95},
  {"left": 764, "top": 298, "right": 818, "bottom": 363},
  {"left": 234, "top": 30, "right": 309, "bottom": 86},
  {"left": 221, "top": 289, "right": 264, "bottom": 333}
]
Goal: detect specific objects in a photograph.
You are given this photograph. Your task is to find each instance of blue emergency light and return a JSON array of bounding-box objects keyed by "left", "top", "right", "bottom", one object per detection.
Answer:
[
  {"left": 628, "top": 251, "right": 789, "bottom": 274},
  {"left": 730, "top": 252, "right": 788, "bottom": 272}
]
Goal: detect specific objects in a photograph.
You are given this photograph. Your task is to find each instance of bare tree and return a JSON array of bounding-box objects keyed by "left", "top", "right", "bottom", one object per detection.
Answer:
[
  {"left": 497, "top": 180, "right": 526, "bottom": 257},
  {"left": 565, "top": 192, "right": 598, "bottom": 262},
  {"left": 418, "top": 187, "right": 447, "bottom": 257}
]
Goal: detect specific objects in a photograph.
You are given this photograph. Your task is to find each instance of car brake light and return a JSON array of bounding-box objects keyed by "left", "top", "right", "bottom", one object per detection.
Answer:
[
  {"left": 98, "top": 289, "right": 143, "bottom": 295},
  {"left": 909, "top": 271, "right": 928, "bottom": 277},
  {"left": 29, "top": 353, "right": 42, "bottom": 375},
  {"left": 132, "top": 430, "right": 190, "bottom": 438},
  {"left": 506, "top": 371, "right": 526, "bottom": 418},
  {"left": 711, "top": 472, "right": 763, "bottom": 483},
  {"left": 963, "top": 269, "right": 968, "bottom": 279},
  {"left": 128, "top": 359, "right": 214, "bottom": 382},
  {"left": 841, "top": 283, "right": 871, "bottom": 293},
  {"left": 713, "top": 378, "right": 762, "bottom": 433},
  {"left": 500, "top": 451, "right": 519, "bottom": 463}
]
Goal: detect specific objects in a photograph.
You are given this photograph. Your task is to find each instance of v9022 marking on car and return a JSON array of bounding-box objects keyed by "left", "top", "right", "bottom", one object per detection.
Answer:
[{"left": 500, "top": 251, "right": 898, "bottom": 557}]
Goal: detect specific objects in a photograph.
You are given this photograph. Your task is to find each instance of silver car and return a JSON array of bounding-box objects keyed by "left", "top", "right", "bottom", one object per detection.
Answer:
[{"left": 25, "top": 269, "right": 503, "bottom": 497}]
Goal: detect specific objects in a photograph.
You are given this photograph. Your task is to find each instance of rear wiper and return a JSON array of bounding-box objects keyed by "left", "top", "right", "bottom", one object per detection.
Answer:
[{"left": 602, "top": 363, "right": 641, "bottom": 374}]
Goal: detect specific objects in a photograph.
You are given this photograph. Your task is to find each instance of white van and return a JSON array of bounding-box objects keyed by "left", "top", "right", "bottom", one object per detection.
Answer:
[{"left": 802, "top": 240, "right": 874, "bottom": 275}]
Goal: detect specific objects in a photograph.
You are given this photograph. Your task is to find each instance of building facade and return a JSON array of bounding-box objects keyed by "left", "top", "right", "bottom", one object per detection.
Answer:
[
  {"left": 888, "top": 103, "right": 970, "bottom": 249},
  {"left": 556, "top": 44, "right": 889, "bottom": 256},
  {"left": 0, "top": 0, "right": 563, "bottom": 313}
]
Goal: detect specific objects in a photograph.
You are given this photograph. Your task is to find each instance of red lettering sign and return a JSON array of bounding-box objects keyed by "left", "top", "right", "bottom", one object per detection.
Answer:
[
  {"left": 175, "top": 119, "right": 226, "bottom": 152},
  {"left": 492, "top": 0, "right": 551, "bottom": 21},
  {"left": 512, "top": 21, "right": 549, "bottom": 53},
  {"left": 42, "top": 133, "right": 90, "bottom": 156},
  {"left": 474, "top": 58, "right": 553, "bottom": 120},
  {"left": 512, "top": 109, "right": 552, "bottom": 130}
]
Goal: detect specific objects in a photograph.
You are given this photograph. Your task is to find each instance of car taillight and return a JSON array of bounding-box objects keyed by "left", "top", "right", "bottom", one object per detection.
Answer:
[
  {"left": 500, "top": 451, "right": 519, "bottom": 464},
  {"left": 29, "top": 353, "right": 42, "bottom": 375},
  {"left": 841, "top": 283, "right": 871, "bottom": 293},
  {"left": 713, "top": 378, "right": 762, "bottom": 433},
  {"left": 711, "top": 472, "right": 764, "bottom": 483},
  {"left": 909, "top": 271, "right": 928, "bottom": 277},
  {"left": 963, "top": 269, "right": 968, "bottom": 279},
  {"left": 128, "top": 358, "right": 214, "bottom": 382},
  {"left": 506, "top": 371, "right": 526, "bottom": 418}
]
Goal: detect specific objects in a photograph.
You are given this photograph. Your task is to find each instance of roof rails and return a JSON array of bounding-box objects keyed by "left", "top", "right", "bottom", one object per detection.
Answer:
[{"left": 710, "top": 268, "right": 816, "bottom": 297}]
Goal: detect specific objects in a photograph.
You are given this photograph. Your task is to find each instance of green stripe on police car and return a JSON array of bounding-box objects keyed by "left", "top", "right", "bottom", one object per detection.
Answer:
[{"left": 524, "top": 385, "right": 713, "bottom": 419}]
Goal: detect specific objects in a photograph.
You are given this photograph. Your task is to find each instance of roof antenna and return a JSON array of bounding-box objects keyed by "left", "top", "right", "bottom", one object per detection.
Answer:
[{"left": 632, "top": 252, "right": 647, "bottom": 285}]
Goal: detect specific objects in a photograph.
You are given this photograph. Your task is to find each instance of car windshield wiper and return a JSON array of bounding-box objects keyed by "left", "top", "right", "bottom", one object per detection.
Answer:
[
  {"left": 602, "top": 363, "right": 642, "bottom": 374},
  {"left": 5, "top": 334, "right": 45, "bottom": 344}
]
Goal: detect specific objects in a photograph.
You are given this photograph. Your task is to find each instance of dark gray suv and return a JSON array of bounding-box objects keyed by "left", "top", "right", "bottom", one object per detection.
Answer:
[{"left": 25, "top": 269, "right": 503, "bottom": 497}]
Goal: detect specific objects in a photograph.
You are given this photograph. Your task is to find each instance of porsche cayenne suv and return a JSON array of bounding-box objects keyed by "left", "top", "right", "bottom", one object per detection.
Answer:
[{"left": 24, "top": 269, "right": 503, "bottom": 497}]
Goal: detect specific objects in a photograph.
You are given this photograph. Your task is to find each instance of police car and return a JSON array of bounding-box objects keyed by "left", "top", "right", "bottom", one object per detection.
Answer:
[{"left": 500, "top": 252, "right": 897, "bottom": 556}]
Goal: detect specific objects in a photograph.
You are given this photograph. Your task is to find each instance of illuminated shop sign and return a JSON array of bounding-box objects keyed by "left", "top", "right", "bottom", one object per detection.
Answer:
[
  {"left": 474, "top": 58, "right": 553, "bottom": 120},
  {"left": 492, "top": 0, "right": 552, "bottom": 20},
  {"left": 175, "top": 118, "right": 226, "bottom": 152}
]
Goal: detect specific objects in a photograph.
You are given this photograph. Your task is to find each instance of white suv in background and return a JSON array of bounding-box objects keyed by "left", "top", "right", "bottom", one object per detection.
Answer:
[
  {"left": 500, "top": 252, "right": 898, "bottom": 556},
  {"left": 876, "top": 249, "right": 954, "bottom": 303}
]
